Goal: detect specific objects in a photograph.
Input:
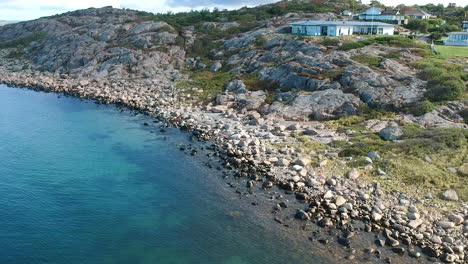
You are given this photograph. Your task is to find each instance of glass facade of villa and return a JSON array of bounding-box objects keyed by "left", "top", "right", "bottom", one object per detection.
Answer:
[
  {"left": 290, "top": 21, "right": 394, "bottom": 36},
  {"left": 443, "top": 32, "right": 468, "bottom": 46}
]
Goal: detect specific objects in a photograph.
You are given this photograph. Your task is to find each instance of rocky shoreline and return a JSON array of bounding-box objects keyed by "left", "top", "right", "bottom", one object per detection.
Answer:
[{"left": 1, "top": 67, "right": 466, "bottom": 263}]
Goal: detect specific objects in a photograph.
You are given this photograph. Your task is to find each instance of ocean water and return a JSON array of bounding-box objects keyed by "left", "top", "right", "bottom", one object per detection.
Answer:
[{"left": 0, "top": 85, "right": 329, "bottom": 264}]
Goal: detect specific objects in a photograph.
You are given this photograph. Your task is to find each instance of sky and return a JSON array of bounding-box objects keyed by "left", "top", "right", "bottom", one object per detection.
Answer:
[{"left": 0, "top": 0, "right": 466, "bottom": 21}]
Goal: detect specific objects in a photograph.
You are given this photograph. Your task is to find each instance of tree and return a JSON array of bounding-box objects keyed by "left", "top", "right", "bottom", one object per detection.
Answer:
[{"left": 430, "top": 32, "right": 442, "bottom": 40}]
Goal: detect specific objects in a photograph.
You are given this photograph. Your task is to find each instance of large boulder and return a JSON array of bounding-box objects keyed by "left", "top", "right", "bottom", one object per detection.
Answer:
[
  {"left": 225, "top": 80, "right": 247, "bottom": 94},
  {"left": 269, "top": 89, "right": 361, "bottom": 121},
  {"left": 379, "top": 122, "right": 404, "bottom": 141},
  {"left": 440, "top": 189, "right": 459, "bottom": 201},
  {"left": 340, "top": 64, "right": 426, "bottom": 108}
]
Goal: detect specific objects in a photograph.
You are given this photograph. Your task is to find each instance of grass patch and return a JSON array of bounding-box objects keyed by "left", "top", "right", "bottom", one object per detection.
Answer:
[
  {"left": 325, "top": 107, "right": 396, "bottom": 130},
  {"left": 320, "top": 37, "right": 340, "bottom": 46},
  {"left": 177, "top": 71, "right": 232, "bottom": 102},
  {"left": 382, "top": 51, "right": 402, "bottom": 59},
  {"left": 339, "top": 41, "right": 366, "bottom": 51},
  {"left": 350, "top": 55, "right": 381, "bottom": 67},
  {"left": 322, "top": 69, "right": 344, "bottom": 81},
  {"left": 242, "top": 74, "right": 280, "bottom": 104},
  {"left": 434, "top": 45, "right": 468, "bottom": 59},
  {"left": 339, "top": 123, "right": 468, "bottom": 201},
  {"left": 0, "top": 32, "right": 47, "bottom": 49},
  {"left": 340, "top": 36, "right": 428, "bottom": 51}
]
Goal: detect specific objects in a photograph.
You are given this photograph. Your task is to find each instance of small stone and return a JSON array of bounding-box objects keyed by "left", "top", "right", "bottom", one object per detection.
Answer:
[
  {"left": 386, "top": 237, "right": 399, "bottom": 247},
  {"left": 408, "top": 249, "right": 421, "bottom": 258},
  {"left": 292, "top": 165, "right": 303, "bottom": 171},
  {"left": 209, "top": 61, "right": 222, "bottom": 72},
  {"left": 335, "top": 196, "right": 347, "bottom": 207},
  {"left": 441, "top": 253, "right": 456, "bottom": 263},
  {"left": 448, "top": 214, "right": 464, "bottom": 225},
  {"left": 326, "top": 178, "right": 336, "bottom": 186},
  {"left": 295, "top": 192, "right": 308, "bottom": 200},
  {"left": 422, "top": 246, "right": 440, "bottom": 258},
  {"left": 295, "top": 210, "right": 310, "bottom": 220},
  {"left": 447, "top": 167, "right": 457, "bottom": 173},
  {"left": 323, "top": 190, "right": 334, "bottom": 199},
  {"left": 275, "top": 158, "right": 290, "bottom": 166},
  {"left": 346, "top": 169, "right": 360, "bottom": 180},
  {"left": 430, "top": 235, "right": 443, "bottom": 244},
  {"left": 436, "top": 221, "right": 455, "bottom": 229},
  {"left": 376, "top": 168, "right": 386, "bottom": 175},
  {"left": 408, "top": 219, "right": 423, "bottom": 229},
  {"left": 318, "top": 218, "right": 332, "bottom": 227},
  {"left": 392, "top": 247, "right": 405, "bottom": 255},
  {"left": 408, "top": 212, "right": 420, "bottom": 220},
  {"left": 367, "top": 151, "right": 381, "bottom": 159},
  {"left": 424, "top": 155, "right": 432, "bottom": 163},
  {"left": 293, "top": 158, "right": 311, "bottom": 166},
  {"left": 440, "top": 189, "right": 458, "bottom": 201},
  {"left": 372, "top": 211, "right": 382, "bottom": 222},
  {"left": 375, "top": 239, "right": 385, "bottom": 247},
  {"left": 262, "top": 181, "right": 274, "bottom": 189}
]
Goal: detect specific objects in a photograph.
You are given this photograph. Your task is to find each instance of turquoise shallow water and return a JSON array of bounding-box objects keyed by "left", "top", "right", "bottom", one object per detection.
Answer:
[{"left": 0, "top": 85, "right": 328, "bottom": 264}]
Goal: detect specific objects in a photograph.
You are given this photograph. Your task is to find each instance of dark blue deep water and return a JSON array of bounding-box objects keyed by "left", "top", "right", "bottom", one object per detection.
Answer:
[{"left": 0, "top": 85, "right": 329, "bottom": 264}]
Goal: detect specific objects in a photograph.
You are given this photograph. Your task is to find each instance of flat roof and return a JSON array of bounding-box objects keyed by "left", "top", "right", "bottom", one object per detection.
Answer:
[
  {"left": 448, "top": 32, "right": 468, "bottom": 35},
  {"left": 290, "top": 20, "right": 394, "bottom": 27}
]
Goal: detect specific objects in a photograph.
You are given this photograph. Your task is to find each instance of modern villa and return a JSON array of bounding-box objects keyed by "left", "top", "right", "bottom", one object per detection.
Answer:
[
  {"left": 356, "top": 7, "right": 406, "bottom": 25},
  {"left": 443, "top": 21, "right": 468, "bottom": 46},
  {"left": 290, "top": 20, "right": 395, "bottom": 36},
  {"left": 401, "top": 7, "right": 433, "bottom": 19}
]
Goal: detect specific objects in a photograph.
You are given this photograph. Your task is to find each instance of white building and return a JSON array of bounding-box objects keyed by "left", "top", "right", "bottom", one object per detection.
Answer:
[
  {"left": 356, "top": 7, "right": 406, "bottom": 25},
  {"left": 444, "top": 32, "right": 468, "bottom": 46},
  {"left": 290, "top": 20, "right": 394, "bottom": 36},
  {"left": 402, "top": 8, "right": 433, "bottom": 19},
  {"left": 443, "top": 21, "right": 468, "bottom": 46}
]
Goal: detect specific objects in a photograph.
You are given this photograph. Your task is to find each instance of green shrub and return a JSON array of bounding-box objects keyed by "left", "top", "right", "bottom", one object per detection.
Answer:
[
  {"left": 321, "top": 37, "right": 339, "bottom": 46},
  {"left": 350, "top": 55, "right": 381, "bottom": 67},
  {"left": 371, "top": 36, "right": 428, "bottom": 49},
  {"left": 242, "top": 75, "right": 279, "bottom": 92},
  {"left": 417, "top": 67, "right": 447, "bottom": 80},
  {"left": 382, "top": 52, "right": 402, "bottom": 59},
  {"left": 406, "top": 100, "right": 434, "bottom": 116},
  {"left": 410, "top": 48, "right": 432, "bottom": 57},
  {"left": 430, "top": 32, "right": 443, "bottom": 40},
  {"left": 339, "top": 41, "right": 365, "bottom": 51},
  {"left": 410, "top": 58, "right": 466, "bottom": 102},
  {"left": 179, "top": 71, "right": 232, "bottom": 102},
  {"left": 425, "top": 79, "right": 465, "bottom": 101},
  {"left": 459, "top": 109, "right": 468, "bottom": 124},
  {"left": 254, "top": 35, "right": 267, "bottom": 48}
]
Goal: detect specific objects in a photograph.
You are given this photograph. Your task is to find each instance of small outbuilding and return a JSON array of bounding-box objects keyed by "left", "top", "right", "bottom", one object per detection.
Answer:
[
  {"left": 341, "top": 10, "right": 353, "bottom": 17},
  {"left": 290, "top": 20, "right": 394, "bottom": 36}
]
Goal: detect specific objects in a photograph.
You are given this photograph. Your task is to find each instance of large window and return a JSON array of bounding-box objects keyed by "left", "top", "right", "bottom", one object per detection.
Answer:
[{"left": 378, "top": 28, "right": 383, "bottom": 35}]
